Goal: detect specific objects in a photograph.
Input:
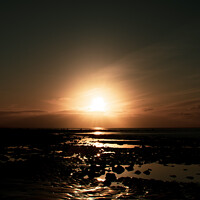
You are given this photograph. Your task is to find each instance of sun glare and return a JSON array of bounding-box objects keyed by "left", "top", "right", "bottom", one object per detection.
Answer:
[{"left": 89, "top": 97, "right": 106, "bottom": 112}]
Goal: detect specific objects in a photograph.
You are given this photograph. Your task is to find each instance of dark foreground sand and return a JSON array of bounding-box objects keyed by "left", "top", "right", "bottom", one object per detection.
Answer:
[{"left": 0, "top": 129, "right": 200, "bottom": 199}]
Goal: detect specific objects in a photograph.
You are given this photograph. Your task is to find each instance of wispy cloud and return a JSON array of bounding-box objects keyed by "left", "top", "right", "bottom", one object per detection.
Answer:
[
  {"left": 44, "top": 97, "right": 71, "bottom": 106},
  {"left": 0, "top": 110, "right": 46, "bottom": 116}
]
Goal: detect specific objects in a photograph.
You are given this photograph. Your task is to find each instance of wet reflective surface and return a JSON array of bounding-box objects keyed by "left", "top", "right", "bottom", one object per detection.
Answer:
[
  {"left": 99, "top": 163, "right": 200, "bottom": 183},
  {"left": 0, "top": 129, "right": 200, "bottom": 199},
  {"left": 74, "top": 137, "right": 142, "bottom": 148}
]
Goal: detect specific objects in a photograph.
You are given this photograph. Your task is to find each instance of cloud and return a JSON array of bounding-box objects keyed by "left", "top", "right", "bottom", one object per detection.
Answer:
[
  {"left": 144, "top": 108, "right": 154, "bottom": 112},
  {"left": 160, "top": 98, "right": 200, "bottom": 113},
  {"left": 44, "top": 97, "right": 71, "bottom": 106},
  {"left": 0, "top": 107, "right": 199, "bottom": 128},
  {"left": 0, "top": 110, "right": 46, "bottom": 115},
  {"left": 0, "top": 111, "right": 117, "bottom": 128}
]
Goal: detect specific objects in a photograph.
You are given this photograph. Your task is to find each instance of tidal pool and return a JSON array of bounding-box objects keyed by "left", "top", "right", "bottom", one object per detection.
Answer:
[{"left": 98, "top": 163, "right": 200, "bottom": 183}]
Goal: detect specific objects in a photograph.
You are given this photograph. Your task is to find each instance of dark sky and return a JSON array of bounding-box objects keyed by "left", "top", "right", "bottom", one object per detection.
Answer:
[{"left": 0, "top": 1, "right": 200, "bottom": 128}]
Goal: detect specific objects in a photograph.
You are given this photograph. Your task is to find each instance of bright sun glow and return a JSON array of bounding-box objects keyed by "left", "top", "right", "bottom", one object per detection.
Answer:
[{"left": 89, "top": 97, "right": 106, "bottom": 112}]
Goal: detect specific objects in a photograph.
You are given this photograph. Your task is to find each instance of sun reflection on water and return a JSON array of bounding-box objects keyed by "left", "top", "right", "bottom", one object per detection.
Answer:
[
  {"left": 75, "top": 136, "right": 143, "bottom": 148},
  {"left": 94, "top": 131, "right": 102, "bottom": 135},
  {"left": 93, "top": 142, "right": 105, "bottom": 148}
]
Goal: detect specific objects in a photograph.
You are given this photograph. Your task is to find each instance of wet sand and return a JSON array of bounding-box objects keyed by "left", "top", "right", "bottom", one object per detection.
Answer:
[{"left": 0, "top": 128, "right": 200, "bottom": 199}]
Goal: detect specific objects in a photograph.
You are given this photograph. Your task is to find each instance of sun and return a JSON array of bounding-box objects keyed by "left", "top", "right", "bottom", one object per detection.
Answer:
[{"left": 89, "top": 97, "right": 106, "bottom": 112}]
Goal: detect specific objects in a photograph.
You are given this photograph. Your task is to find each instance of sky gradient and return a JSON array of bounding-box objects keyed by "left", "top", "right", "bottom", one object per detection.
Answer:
[{"left": 0, "top": 1, "right": 200, "bottom": 128}]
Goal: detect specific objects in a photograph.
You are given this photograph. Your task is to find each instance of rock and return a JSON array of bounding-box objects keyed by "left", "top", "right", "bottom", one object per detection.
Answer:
[
  {"left": 112, "top": 165, "right": 125, "bottom": 174},
  {"left": 143, "top": 170, "right": 151, "bottom": 175},
  {"left": 104, "top": 180, "right": 111, "bottom": 186},
  {"left": 186, "top": 176, "right": 194, "bottom": 180},
  {"left": 135, "top": 170, "right": 141, "bottom": 175},
  {"left": 122, "top": 177, "right": 132, "bottom": 186},
  {"left": 105, "top": 172, "right": 116, "bottom": 182},
  {"left": 125, "top": 165, "right": 134, "bottom": 171}
]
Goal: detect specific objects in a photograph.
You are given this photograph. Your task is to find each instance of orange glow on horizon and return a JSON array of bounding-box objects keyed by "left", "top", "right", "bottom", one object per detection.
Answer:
[
  {"left": 62, "top": 86, "right": 130, "bottom": 128},
  {"left": 93, "top": 127, "right": 104, "bottom": 130}
]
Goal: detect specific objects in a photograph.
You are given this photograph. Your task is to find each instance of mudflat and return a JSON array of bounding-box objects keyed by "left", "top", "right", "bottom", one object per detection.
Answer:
[{"left": 0, "top": 128, "right": 200, "bottom": 199}]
